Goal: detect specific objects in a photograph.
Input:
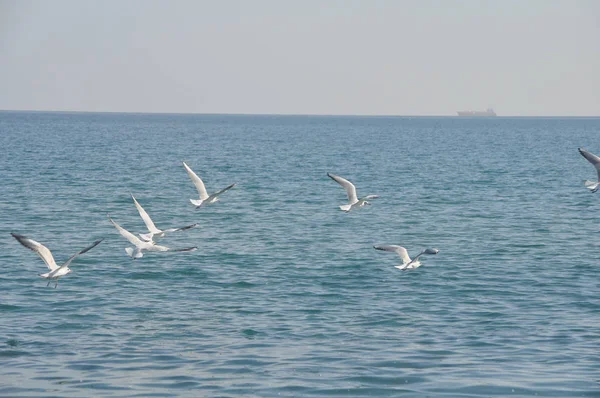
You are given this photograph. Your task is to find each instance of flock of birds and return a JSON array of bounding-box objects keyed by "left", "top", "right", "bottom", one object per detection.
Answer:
[
  {"left": 11, "top": 147, "right": 600, "bottom": 288},
  {"left": 11, "top": 162, "right": 237, "bottom": 288}
]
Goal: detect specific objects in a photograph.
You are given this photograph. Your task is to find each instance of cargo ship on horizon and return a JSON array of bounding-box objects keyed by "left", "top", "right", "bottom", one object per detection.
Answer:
[{"left": 457, "top": 108, "right": 497, "bottom": 117}]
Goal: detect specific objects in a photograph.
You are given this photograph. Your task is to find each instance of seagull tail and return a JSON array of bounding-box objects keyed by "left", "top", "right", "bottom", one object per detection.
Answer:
[
  {"left": 125, "top": 247, "right": 144, "bottom": 259},
  {"left": 190, "top": 199, "right": 203, "bottom": 207},
  {"left": 584, "top": 180, "right": 599, "bottom": 192},
  {"left": 339, "top": 204, "right": 352, "bottom": 212}
]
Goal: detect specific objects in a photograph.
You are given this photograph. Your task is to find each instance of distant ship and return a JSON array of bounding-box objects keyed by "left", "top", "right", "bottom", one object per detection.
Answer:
[{"left": 457, "top": 108, "right": 497, "bottom": 117}]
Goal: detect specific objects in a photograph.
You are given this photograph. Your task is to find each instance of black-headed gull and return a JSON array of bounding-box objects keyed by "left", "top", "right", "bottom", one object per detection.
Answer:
[
  {"left": 131, "top": 194, "right": 198, "bottom": 242},
  {"left": 578, "top": 148, "right": 600, "bottom": 192},
  {"left": 183, "top": 162, "right": 236, "bottom": 208},
  {"left": 108, "top": 215, "right": 197, "bottom": 259},
  {"left": 374, "top": 245, "right": 439, "bottom": 270},
  {"left": 327, "top": 173, "right": 379, "bottom": 212},
  {"left": 11, "top": 233, "right": 102, "bottom": 288}
]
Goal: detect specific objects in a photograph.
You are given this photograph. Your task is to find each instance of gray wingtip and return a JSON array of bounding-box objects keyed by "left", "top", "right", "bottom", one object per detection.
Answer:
[{"left": 11, "top": 232, "right": 26, "bottom": 242}]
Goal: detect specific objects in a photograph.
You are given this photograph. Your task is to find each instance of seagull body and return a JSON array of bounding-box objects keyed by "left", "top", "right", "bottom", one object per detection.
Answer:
[
  {"left": 327, "top": 173, "right": 379, "bottom": 212},
  {"left": 183, "top": 162, "right": 236, "bottom": 208},
  {"left": 131, "top": 194, "right": 198, "bottom": 242},
  {"left": 11, "top": 233, "right": 102, "bottom": 287},
  {"left": 578, "top": 148, "right": 600, "bottom": 192},
  {"left": 108, "top": 215, "right": 197, "bottom": 259},
  {"left": 374, "top": 245, "right": 439, "bottom": 270}
]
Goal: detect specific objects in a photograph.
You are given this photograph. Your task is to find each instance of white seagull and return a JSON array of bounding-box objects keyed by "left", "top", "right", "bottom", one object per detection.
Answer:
[
  {"left": 11, "top": 233, "right": 102, "bottom": 288},
  {"left": 374, "top": 245, "right": 439, "bottom": 270},
  {"left": 131, "top": 194, "right": 198, "bottom": 242},
  {"left": 183, "top": 162, "right": 236, "bottom": 208},
  {"left": 327, "top": 173, "right": 379, "bottom": 212},
  {"left": 108, "top": 215, "right": 197, "bottom": 259},
  {"left": 578, "top": 148, "right": 600, "bottom": 192}
]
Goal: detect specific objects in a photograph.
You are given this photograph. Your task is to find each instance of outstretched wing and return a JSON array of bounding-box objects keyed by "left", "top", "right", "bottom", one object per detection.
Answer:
[
  {"left": 163, "top": 223, "right": 199, "bottom": 234},
  {"left": 108, "top": 215, "right": 144, "bottom": 247},
  {"left": 60, "top": 239, "right": 103, "bottom": 269},
  {"left": 131, "top": 194, "right": 160, "bottom": 234},
  {"left": 183, "top": 162, "right": 209, "bottom": 200},
  {"left": 579, "top": 148, "right": 600, "bottom": 180},
  {"left": 360, "top": 195, "right": 379, "bottom": 200},
  {"left": 150, "top": 245, "right": 198, "bottom": 253},
  {"left": 168, "top": 246, "right": 198, "bottom": 252},
  {"left": 208, "top": 183, "right": 236, "bottom": 201},
  {"left": 374, "top": 245, "right": 411, "bottom": 265},
  {"left": 411, "top": 248, "right": 439, "bottom": 264},
  {"left": 11, "top": 233, "right": 58, "bottom": 270},
  {"left": 327, "top": 173, "right": 358, "bottom": 204}
]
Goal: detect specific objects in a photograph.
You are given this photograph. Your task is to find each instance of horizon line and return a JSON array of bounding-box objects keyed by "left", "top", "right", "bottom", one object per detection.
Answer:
[{"left": 1, "top": 108, "right": 599, "bottom": 118}]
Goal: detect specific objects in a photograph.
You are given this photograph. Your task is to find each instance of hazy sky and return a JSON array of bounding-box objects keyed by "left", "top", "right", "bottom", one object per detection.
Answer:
[{"left": 1, "top": 0, "right": 599, "bottom": 116}]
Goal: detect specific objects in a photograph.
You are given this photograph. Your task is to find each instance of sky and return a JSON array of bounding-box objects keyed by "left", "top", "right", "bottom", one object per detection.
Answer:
[{"left": 0, "top": 0, "right": 599, "bottom": 116}]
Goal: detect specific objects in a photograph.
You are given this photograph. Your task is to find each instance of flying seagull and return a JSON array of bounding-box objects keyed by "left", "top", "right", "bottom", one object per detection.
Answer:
[
  {"left": 183, "top": 162, "right": 236, "bottom": 208},
  {"left": 578, "top": 148, "right": 600, "bottom": 192},
  {"left": 108, "top": 215, "right": 197, "bottom": 259},
  {"left": 374, "top": 245, "right": 439, "bottom": 270},
  {"left": 327, "top": 173, "right": 379, "bottom": 212},
  {"left": 131, "top": 194, "right": 198, "bottom": 242},
  {"left": 11, "top": 233, "right": 102, "bottom": 288}
]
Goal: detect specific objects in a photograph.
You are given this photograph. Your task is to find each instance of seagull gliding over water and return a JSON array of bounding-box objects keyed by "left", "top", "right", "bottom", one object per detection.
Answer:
[
  {"left": 108, "top": 215, "right": 197, "bottom": 259},
  {"left": 327, "top": 173, "right": 379, "bottom": 212},
  {"left": 374, "top": 245, "right": 439, "bottom": 270},
  {"left": 11, "top": 233, "right": 102, "bottom": 288},
  {"left": 183, "top": 162, "right": 236, "bottom": 208},
  {"left": 578, "top": 147, "right": 600, "bottom": 192},
  {"left": 131, "top": 194, "right": 198, "bottom": 242}
]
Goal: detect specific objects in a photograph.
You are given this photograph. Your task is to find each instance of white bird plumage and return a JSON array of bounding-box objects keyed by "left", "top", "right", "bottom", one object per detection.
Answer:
[
  {"left": 131, "top": 194, "right": 198, "bottom": 242},
  {"left": 374, "top": 245, "right": 439, "bottom": 270},
  {"left": 183, "top": 162, "right": 236, "bottom": 208},
  {"left": 327, "top": 173, "right": 379, "bottom": 212},
  {"left": 11, "top": 233, "right": 102, "bottom": 287},
  {"left": 578, "top": 147, "right": 600, "bottom": 193},
  {"left": 108, "top": 215, "right": 197, "bottom": 259}
]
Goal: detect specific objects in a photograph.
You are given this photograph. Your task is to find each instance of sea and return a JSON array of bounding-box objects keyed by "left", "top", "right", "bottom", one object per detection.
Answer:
[{"left": 1, "top": 111, "right": 599, "bottom": 397}]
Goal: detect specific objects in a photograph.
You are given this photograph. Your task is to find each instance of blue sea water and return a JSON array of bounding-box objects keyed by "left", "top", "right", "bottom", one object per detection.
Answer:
[{"left": 1, "top": 111, "right": 600, "bottom": 397}]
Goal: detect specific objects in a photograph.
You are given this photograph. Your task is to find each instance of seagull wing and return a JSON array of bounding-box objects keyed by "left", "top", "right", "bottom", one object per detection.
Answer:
[
  {"left": 579, "top": 148, "right": 600, "bottom": 179},
  {"left": 374, "top": 245, "right": 411, "bottom": 265},
  {"left": 59, "top": 239, "right": 103, "bottom": 269},
  {"left": 11, "top": 233, "right": 58, "bottom": 270},
  {"left": 149, "top": 245, "right": 198, "bottom": 252},
  {"left": 411, "top": 250, "right": 427, "bottom": 263},
  {"left": 360, "top": 195, "right": 380, "bottom": 200},
  {"left": 168, "top": 246, "right": 198, "bottom": 252},
  {"left": 163, "top": 223, "right": 199, "bottom": 234},
  {"left": 131, "top": 194, "right": 160, "bottom": 234},
  {"left": 183, "top": 162, "right": 209, "bottom": 200},
  {"left": 409, "top": 248, "right": 438, "bottom": 265},
  {"left": 328, "top": 173, "right": 358, "bottom": 204},
  {"left": 208, "top": 183, "right": 236, "bottom": 200},
  {"left": 108, "top": 215, "right": 144, "bottom": 247}
]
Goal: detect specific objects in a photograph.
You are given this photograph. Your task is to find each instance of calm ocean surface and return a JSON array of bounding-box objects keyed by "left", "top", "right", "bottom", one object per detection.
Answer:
[{"left": 1, "top": 111, "right": 600, "bottom": 397}]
